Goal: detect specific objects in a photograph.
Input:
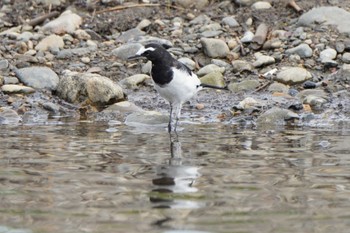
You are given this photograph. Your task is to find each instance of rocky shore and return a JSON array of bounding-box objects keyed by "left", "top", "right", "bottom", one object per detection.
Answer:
[{"left": 1, "top": 0, "right": 350, "bottom": 128}]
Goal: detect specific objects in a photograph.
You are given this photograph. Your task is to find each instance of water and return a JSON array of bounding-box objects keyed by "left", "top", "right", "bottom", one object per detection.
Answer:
[{"left": 1, "top": 120, "right": 350, "bottom": 233}]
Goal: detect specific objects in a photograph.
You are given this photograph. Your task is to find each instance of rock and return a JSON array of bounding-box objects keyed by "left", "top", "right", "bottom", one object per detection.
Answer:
[
  {"left": 35, "top": 0, "right": 64, "bottom": 6},
  {"left": 56, "top": 44, "right": 97, "bottom": 59},
  {"left": 222, "top": 16, "right": 240, "bottom": 27},
  {"left": 200, "top": 72, "right": 225, "bottom": 87},
  {"left": 4, "top": 77, "right": 19, "bottom": 85},
  {"left": 240, "top": 31, "right": 254, "bottom": 43},
  {"left": 275, "top": 67, "right": 312, "bottom": 85},
  {"left": 178, "top": 58, "right": 196, "bottom": 70},
  {"left": 42, "top": 10, "right": 82, "bottom": 34},
  {"left": 251, "top": 1, "right": 272, "bottom": 10},
  {"left": 236, "top": 97, "right": 260, "bottom": 109},
  {"left": 262, "top": 39, "right": 282, "bottom": 50},
  {"left": 200, "top": 23, "right": 221, "bottom": 32},
  {"left": 342, "top": 52, "right": 350, "bottom": 63},
  {"left": 15, "top": 66, "right": 59, "bottom": 90},
  {"left": 298, "top": 6, "right": 350, "bottom": 35},
  {"left": 253, "top": 52, "right": 275, "bottom": 67},
  {"left": 35, "top": 34, "right": 64, "bottom": 52},
  {"left": 103, "top": 101, "right": 144, "bottom": 113},
  {"left": 125, "top": 111, "right": 169, "bottom": 126},
  {"left": 0, "top": 108, "right": 21, "bottom": 125},
  {"left": 303, "top": 95, "right": 328, "bottom": 110},
  {"left": 1, "top": 84, "right": 35, "bottom": 94},
  {"left": 268, "top": 82, "right": 289, "bottom": 93},
  {"left": 197, "top": 64, "right": 225, "bottom": 76},
  {"left": 228, "top": 79, "right": 260, "bottom": 92},
  {"left": 297, "top": 89, "right": 329, "bottom": 100},
  {"left": 320, "top": 48, "right": 337, "bottom": 63},
  {"left": 285, "top": 43, "right": 313, "bottom": 58},
  {"left": 175, "top": 0, "right": 209, "bottom": 9},
  {"left": 231, "top": 60, "right": 254, "bottom": 73},
  {"left": 120, "top": 74, "right": 150, "bottom": 89},
  {"left": 112, "top": 43, "right": 143, "bottom": 61},
  {"left": 56, "top": 71, "right": 125, "bottom": 105},
  {"left": 116, "top": 28, "right": 145, "bottom": 43},
  {"left": 200, "top": 38, "right": 229, "bottom": 58},
  {"left": 189, "top": 14, "right": 211, "bottom": 25},
  {"left": 0, "top": 59, "right": 9, "bottom": 70},
  {"left": 137, "top": 19, "right": 152, "bottom": 30},
  {"left": 257, "top": 107, "right": 299, "bottom": 126}
]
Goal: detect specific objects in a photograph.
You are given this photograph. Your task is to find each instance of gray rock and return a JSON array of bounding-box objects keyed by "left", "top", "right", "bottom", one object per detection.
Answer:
[
  {"left": 200, "top": 23, "right": 221, "bottom": 32},
  {"left": 298, "top": 6, "right": 350, "bottom": 35},
  {"left": 56, "top": 71, "right": 125, "bottom": 105},
  {"left": 0, "top": 59, "right": 9, "bottom": 70},
  {"left": 285, "top": 43, "right": 313, "bottom": 58},
  {"left": 253, "top": 53, "right": 275, "bottom": 67},
  {"left": 222, "top": 16, "right": 240, "bottom": 27},
  {"left": 116, "top": 28, "right": 145, "bottom": 43},
  {"left": 200, "top": 30, "right": 223, "bottom": 38},
  {"left": 251, "top": 1, "right": 272, "bottom": 10},
  {"left": 0, "top": 108, "right": 21, "bottom": 125},
  {"left": 197, "top": 64, "right": 225, "bottom": 77},
  {"left": 42, "top": 10, "right": 82, "bottom": 34},
  {"left": 178, "top": 58, "right": 196, "bottom": 70},
  {"left": 275, "top": 67, "right": 312, "bottom": 85},
  {"left": 112, "top": 43, "right": 142, "bottom": 60},
  {"left": 303, "top": 95, "right": 327, "bottom": 110},
  {"left": 189, "top": 14, "right": 211, "bottom": 25},
  {"left": 200, "top": 72, "right": 225, "bottom": 87},
  {"left": 129, "top": 36, "right": 173, "bottom": 48},
  {"left": 297, "top": 89, "right": 329, "bottom": 100},
  {"left": 136, "top": 19, "right": 152, "bottom": 30},
  {"left": 228, "top": 79, "right": 260, "bottom": 92},
  {"left": 257, "top": 107, "right": 299, "bottom": 126},
  {"left": 35, "top": 34, "right": 64, "bottom": 52},
  {"left": 201, "top": 38, "right": 229, "bottom": 58},
  {"left": 103, "top": 101, "right": 144, "bottom": 113},
  {"left": 15, "top": 66, "right": 59, "bottom": 90},
  {"left": 1, "top": 84, "right": 35, "bottom": 94},
  {"left": 267, "top": 82, "right": 289, "bottom": 93},
  {"left": 342, "top": 52, "right": 350, "bottom": 63},
  {"left": 231, "top": 60, "right": 254, "bottom": 73},
  {"left": 125, "top": 111, "right": 169, "bottom": 126},
  {"left": 320, "top": 48, "right": 337, "bottom": 63},
  {"left": 120, "top": 74, "right": 150, "bottom": 89},
  {"left": 56, "top": 45, "right": 97, "bottom": 59},
  {"left": 240, "top": 31, "right": 254, "bottom": 43},
  {"left": 335, "top": 41, "right": 345, "bottom": 53},
  {"left": 262, "top": 39, "right": 282, "bottom": 50}
]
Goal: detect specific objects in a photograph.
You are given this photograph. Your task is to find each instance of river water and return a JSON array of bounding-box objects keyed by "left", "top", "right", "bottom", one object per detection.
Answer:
[{"left": 0, "top": 120, "right": 350, "bottom": 233}]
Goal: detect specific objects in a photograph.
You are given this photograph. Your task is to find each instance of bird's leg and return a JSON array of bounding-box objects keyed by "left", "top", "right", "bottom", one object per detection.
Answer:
[
  {"left": 168, "top": 103, "right": 173, "bottom": 133},
  {"left": 173, "top": 103, "right": 182, "bottom": 132}
]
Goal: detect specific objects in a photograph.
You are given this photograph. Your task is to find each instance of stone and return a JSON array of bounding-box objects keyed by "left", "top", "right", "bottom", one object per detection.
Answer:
[
  {"left": 178, "top": 58, "right": 196, "bottom": 70},
  {"left": 342, "top": 53, "right": 350, "bottom": 63},
  {"left": 42, "top": 10, "right": 82, "bottom": 34},
  {"left": 228, "top": 79, "right": 260, "bottom": 92},
  {"left": 116, "top": 28, "right": 145, "bottom": 43},
  {"left": 231, "top": 60, "right": 254, "bottom": 73},
  {"left": 0, "top": 108, "right": 21, "bottom": 125},
  {"left": 175, "top": 0, "right": 209, "bottom": 9},
  {"left": 257, "top": 107, "right": 299, "bottom": 126},
  {"left": 35, "top": 34, "right": 64, "bottom": 52},
  {"left": 103, "top": 101, "right": 144, "bottom": 113},
  {"left": 200, "top": 38, "right": 229, "bottom": 58},
  {"left": 4, "top": 77, "right": 19, "bottom": 84},
  {"left": 120, "top": 74, "right": 150, "bottom": 89},
  {"left": 125, "top": 111, "right": 169, "bottom": 126},
  {"left": 197, "top": 64, "right": 225, "bottom": 77},
  {"left": 199, "top": 72, "right": 225, "bottom": 87},
  {"left": 56, "top": 71, "right": 125, "bottom": 105},
  {"left": 267, "top": 82, "right": 289, "bottom": 93},
  {"left": 251, "top": 1, "right": 272, "bottom": 10},
  {"left": 303, "top": 95, "right": 327, "bottom": 110},
  {"left": 285, "top": 43, "right": 313, "bottom": 58},
  {"left": 189, "top": 14, "right": 211, "bottom": 25},
  {"left": 112, "top": 43, "right": 143, "bottom": 60},
  {"left": 236, "top": 97, "right": 260, "bottom": 109},
  {"left": 320, "top": 48, "right": 337, "bottom": 63},
  {"left": 240, "top": 31, "right": 254, "bottom": 43},
  {"left": 15, "top": 66, "right": 59, "bottom": 90},
  {"left": 253, "top": 53, "right": 275, "bottom": 67},
  {"left": 222, "top": 16, "right": 240, "bottom": 27},
  {"left": 275, "top": 67, "right": 312, "bottom": 85},
  {"left": 137, "top": 19, "right": 152, "bottom": 30},
  {"left": 56, "top": 45, "right": 97, "bottom": 59},
  {"left": 298, "top": 6, "right": 350, "bottom": 35},
  {"left": 0, "top": 59, "right": 9, "bottom": 70},
  {"left": 1, "top": 84, "right": 35, "bottom": 94}
]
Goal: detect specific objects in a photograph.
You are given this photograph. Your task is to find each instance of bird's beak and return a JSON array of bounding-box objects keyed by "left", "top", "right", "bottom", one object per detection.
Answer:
[{"left": 128, "top": 55, "right": 143, "bottom": 60}]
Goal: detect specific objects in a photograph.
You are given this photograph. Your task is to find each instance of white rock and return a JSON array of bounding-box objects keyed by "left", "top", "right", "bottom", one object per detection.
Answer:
[
  {"left": 251, "top": 1, "right": 272, "bottom": 10},
  {"left": 42, "top": 10, "right": 82, "bottom": 34},
  {"left": 35, "top": 34, "right": 64, "bottom": 52}
]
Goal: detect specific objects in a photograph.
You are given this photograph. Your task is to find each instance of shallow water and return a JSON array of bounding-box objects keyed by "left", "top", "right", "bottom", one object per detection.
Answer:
[{"left": 1, "top": 120, "right": 350, "bottom": 233}]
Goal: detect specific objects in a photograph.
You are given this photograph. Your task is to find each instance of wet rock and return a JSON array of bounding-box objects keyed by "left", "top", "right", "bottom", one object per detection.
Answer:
[
  {"left": 111, "top": 43, "right": 142, "bottom": 61},
  {"left": 231, "top": 60, "right": 254, "bottom": 73},
  {"left": 120, "top": 74, "right": 150, "bottom": 90},
  {"left": 285, "top": 43, "right": 313, "bottom": 58},
  {"left": 42, "top": 10, "right": 82, "bottom": 34},
  {"left": 342, "top": 53, "right": 350, "bottom": 63},
  {"left": 298, "top": 6, "right": 350, "bottom": 35},
  {"left": 297, "top": 89, "right": 329, "bottom": 102},
  {"left": 257, "top": 107, "right": 299, "bottom": 125},
  {"left": 200, "top": 38, "right": 229, "bottom": 58},
  {"left": 56, "top": 71, "right": 125, "bottom": 105},
  {"left": 197, "top": 64, "right": 225, "bottom": 77},
  {"left": 104, "top": 101, "right": 144, "bottom": 114},
  {"left": 222, "top": 16, "right": 239, "bottom": 28},
  {"left": 42, "top": 102, "right": 60, "bottom": 114},
  {"left": 125, "top": 111, "right": 168, "bottom": 126},
  {"left": 200, "top": 72, "right": 225, "bottom": 87},
  {"left": 320, "top": 48, "right": 337, "bottom": 63},
  {"left": 178, "top": 58, "right": 196, "bottom": 70},
  {"left": 35, "top": 34, "right": 64, "bottom": 52},
  {"left": 251, "top": 1, "right": 272, "bottom": 10},
  {"left": 0, "top": 107, "right": 21, "bottom": 125},
  {"left": 1, "top": 84, "right": 35, "bottom": 94},
  {"left": 236, "top": 97, "right": 260, "bottom": 110},
  {"left": 253, "top": 52, "right": 275, "bottom": 67},
  {"left": 275, "top": 67, "right": 312, "bottom": 85},
  {"left": 303, "top": 95, "right": 327, "bottom": 110},
  {"left": 22, "top": 110, "right": 49, "bottom": 124},
  {"left": 228, "top": 79, "right": 260, "bottom": 92},
  {"left": 15, "top": 66, "right": 59, "bottom": 90}
]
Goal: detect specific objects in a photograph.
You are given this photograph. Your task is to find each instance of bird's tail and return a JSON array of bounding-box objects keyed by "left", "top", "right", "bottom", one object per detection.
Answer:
[{"left": 200, "top": 83, "right": 228, "bottom": 90}]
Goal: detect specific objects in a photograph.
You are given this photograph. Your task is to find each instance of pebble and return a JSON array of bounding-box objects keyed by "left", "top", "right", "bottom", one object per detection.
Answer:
[
  {"left": 268, "top": 82, "right": 289, "bottom": 93},
  {"left": 120, "top": 74, "right": 150, "bottom": 90},
  {"left": 221, "top": 16, "right": 240, "bottom": 27},
  {"left": 42, "top": 10, "right": 82, "bottom": 34},
  {"left": 231, "top": 60, "right": 254, "bottom": 73},
  {"left": 1, "top": 84, "right": 35, "bottom": 94},
  {"left": 228, "top": 79, "right": 260, "bottom": 92},
  {"left": 251, "top": 1, "right": 272, "bottom": 10},
  {"left": 0, "top": 107, "right": 21, "bottom": 125},
  {"left": 285, "top": 43, "right": 313, "bottom": 58},
  {"left": 0, "top": 59, "right": 9, "bottom": 70},
  {"left": 257, "top": 107, "right": 299, "bottom": 126},
  {"left": 341, "top": 52, "right": 350, "bottom": 63},
  {"left": 4, "top": 77, "right": 19, "bottom": 84},
  {"left": 275, "top": 67, "right": 312, "bottom": 85},
  {"left": 178, "top": 58, "right": 196, "bottom": 70},
  {"left": 240, "top": 31, "right": 254, "bottom": 43},
  {"left": 125, "top": 111, "right": 169, "bottom": 127},
  {"left": 104, "top": 101, "right": 144, "bottom": 113},
  {"left": 35, "top": 34, "right": 64, "bottom": 52},
  {"left": 200, "top": 38, "right": 229, "bottom": 58},
  {"left": 197, "top": 64, "right": 225, "bottom": 76},
  {"left": 320, "top": 48, "right": 337, "bottom": 63},
  {"left": 112, "top": 43, "right": 142, "bottom": 61},
  {"left": 236, "top": 97, "right": 259, "bottom": 110},
  {"left": 199, "top": 72, "right": 225, "bottom": 87},
  {"left": 253, "top": 52, "right": 275, "bottom": 67},
  {"left": 15, "top": 66, "right": 59, "bottom": 91}
]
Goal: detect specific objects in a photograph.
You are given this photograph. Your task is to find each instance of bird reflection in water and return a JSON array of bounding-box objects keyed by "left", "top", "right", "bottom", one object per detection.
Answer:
[{"left": 150, "top": 133, "right": 202, "bottom": 209}]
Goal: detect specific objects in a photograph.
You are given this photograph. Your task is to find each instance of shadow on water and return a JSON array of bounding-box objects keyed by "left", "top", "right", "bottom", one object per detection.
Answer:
[{"left": 1, "top": 120, "right": 350, "bottom": 233}]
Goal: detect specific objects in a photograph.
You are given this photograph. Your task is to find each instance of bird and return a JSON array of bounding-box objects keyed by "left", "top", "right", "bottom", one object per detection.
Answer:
[{"left": 129, "top": 43, "right": 226, "bottom": 132}]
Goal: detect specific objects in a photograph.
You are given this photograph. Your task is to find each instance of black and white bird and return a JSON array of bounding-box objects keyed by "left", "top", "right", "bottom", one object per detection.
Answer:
[{"left": 129, "top": 43, "right": 226, "bottom": 132}]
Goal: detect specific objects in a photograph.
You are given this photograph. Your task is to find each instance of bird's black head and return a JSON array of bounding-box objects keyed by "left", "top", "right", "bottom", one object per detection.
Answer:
[{"left": 129, "top": 43, "right": 172, "bottom": 63}]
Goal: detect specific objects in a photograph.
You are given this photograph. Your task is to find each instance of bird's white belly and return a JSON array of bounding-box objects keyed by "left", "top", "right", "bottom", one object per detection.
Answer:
[{"left": 154, "top": 68, "right": 201, "bottom": 104}]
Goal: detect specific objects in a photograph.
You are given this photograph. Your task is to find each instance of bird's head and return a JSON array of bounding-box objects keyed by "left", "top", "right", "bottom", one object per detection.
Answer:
[{"left": 128, "top": 43, "right": 170, "bottom": 63}]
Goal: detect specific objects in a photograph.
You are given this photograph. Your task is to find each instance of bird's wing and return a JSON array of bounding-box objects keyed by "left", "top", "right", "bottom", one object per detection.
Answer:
[{"left": 175, "top": 61, "right": 194, "bottom": 77}]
